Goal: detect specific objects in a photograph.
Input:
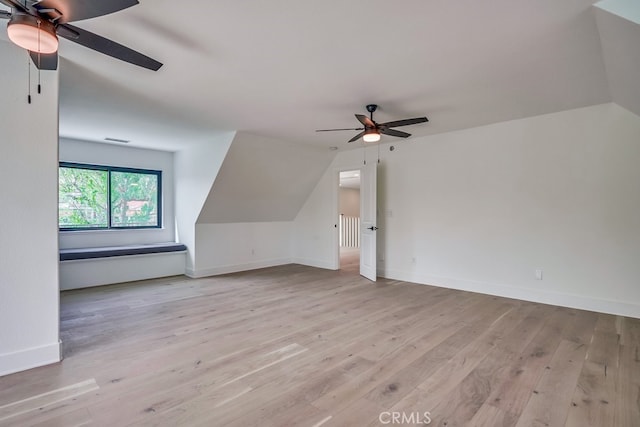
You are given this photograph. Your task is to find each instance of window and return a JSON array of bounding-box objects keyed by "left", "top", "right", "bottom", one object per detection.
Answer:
[{"left": 59, "top": 163, "right": 161, "bottom": 230}]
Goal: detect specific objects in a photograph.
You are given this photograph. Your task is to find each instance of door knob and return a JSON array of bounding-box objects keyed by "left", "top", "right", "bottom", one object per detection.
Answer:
[{"left": 367, "top": 226, "right": 379, "bottom": 231}]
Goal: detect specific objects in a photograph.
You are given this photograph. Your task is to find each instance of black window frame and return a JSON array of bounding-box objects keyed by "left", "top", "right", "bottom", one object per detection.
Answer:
[{"left": 59, "top": 162, "right": 162, "bottom": 231}]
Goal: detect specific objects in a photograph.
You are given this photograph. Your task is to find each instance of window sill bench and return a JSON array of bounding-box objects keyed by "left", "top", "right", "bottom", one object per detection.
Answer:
[
  {"left": 59, "top": 243, "right": 187, "bottom": 290},
  {"left": 59, "top": 242, "right": 187, "bottom": 261}
]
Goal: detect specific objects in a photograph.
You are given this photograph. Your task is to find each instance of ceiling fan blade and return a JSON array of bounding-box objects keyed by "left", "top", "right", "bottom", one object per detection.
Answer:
[
  {"left": 355, "top": 114, "right": 375, "bottom": 128},
  {"left": 348, "top": 131, "right": 366, "bottom": 143},
  {"left": 29, "top": 51, "right": 59, "bottom": 70},
  {"left": 380, "top": 128, "right": 411, "bottom": 138},
  {"left": 379, "top": 117, "right": 428, "bottom": 128},
  {"left": 34, "top": 0, "right": 138, "bottom": 24},
  {"left": 57, "top": 23, "right": 163, "bottom": 71},
  {"left": 316, "top": 127, "right": 364, "bottom": 132}
]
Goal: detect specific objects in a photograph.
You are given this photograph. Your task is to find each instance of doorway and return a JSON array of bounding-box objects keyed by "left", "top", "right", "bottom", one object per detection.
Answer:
[{"left": 339, "top": 170, "right": 361, "bottom": 272}]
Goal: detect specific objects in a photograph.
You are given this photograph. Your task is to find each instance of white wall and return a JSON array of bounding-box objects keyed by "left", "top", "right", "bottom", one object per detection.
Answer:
[
  {"left": 339, "top": 187, "right": 360, "bottom": 217},
  {"left": 186, "top": 132, "right": 334, "bottom": 277},
  {"left": 58, "top": 138, "right": 176, "bottom": 248},
  {"left": 294, "top": 103, "right": 640, "bottom": 318},
  {"left": 198, "top": 132, "right": 335, "bottom": 223},
  {"left": 0, "top": 41, "right": 60, "bottom": 376},
  {"left": 191, "top": 222, "right": 293, "bottom": 277},
  {"left": 174, "top": 133, "right": 235, "bottom": 272}
]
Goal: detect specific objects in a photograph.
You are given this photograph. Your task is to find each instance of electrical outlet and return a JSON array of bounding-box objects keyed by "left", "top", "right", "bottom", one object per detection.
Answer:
[
  {"left": 535, "top": 269, "right": 543, "bottom": 280},
  {"left": 411, "top": 257, "right": 417, "bottom": 265}
]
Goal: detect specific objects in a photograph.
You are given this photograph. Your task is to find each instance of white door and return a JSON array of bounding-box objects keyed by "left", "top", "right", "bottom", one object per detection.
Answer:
[{"left": 360, "top": 161, "right": 377, "bottom": 281}]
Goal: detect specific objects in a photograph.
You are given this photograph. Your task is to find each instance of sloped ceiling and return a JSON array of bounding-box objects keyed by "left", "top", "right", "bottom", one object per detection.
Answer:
[
  {"left": 595, "top": 0, "right": 640, "bottom": 117},
  {"left": 55, "top": 59, "right": 227, "bottom": 151},
  {"left": 197, "top": 132, "right": 335, "bottom": 223},
  {"left": 0, "top": 0, "right": 622, "bottom": 151}
]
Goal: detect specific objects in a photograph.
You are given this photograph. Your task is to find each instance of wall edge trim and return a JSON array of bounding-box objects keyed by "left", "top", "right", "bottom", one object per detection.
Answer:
[
  {"left": 379, "top": 268, "right": 640, "bottom": 319},
  {"left": 188, "top": 258, "right": 293, "bottom": 278},
  {"left": 0, "top": 341, "right": 61, "bottom": 377}
]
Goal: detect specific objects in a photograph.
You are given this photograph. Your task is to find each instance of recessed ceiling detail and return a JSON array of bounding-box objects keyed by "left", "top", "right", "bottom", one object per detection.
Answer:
[{"left": 104, "top": 137, "right": 130, "bottom": 143}]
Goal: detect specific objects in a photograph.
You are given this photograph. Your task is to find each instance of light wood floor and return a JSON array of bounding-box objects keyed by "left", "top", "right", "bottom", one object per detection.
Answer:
[
  {"left": 1, "top": 261, "right": 639, "bottom": 426},
  {"left": 339, "top": 247, "right": 360, "bottom": 270}
]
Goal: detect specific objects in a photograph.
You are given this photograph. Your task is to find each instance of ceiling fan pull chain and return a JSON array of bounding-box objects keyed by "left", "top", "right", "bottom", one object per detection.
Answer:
[
  {"left": 363, "top": 139, "right": 367, "bottom": 165},
  {"left": 377, "top": 142, "right": 381, "bottom": 164},
  {"left": 27, "top": 53, "right": 31, "bottom": 104},
  {"left": 37, "top": 20, "right": 42, "bottom": 94}
]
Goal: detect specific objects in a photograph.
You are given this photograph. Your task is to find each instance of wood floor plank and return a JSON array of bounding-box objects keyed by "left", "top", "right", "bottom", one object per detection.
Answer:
[
  {"left": 486, "top": 308, "right": 579, "bottom": 417},
  {"left": 618, "top": 317, "right": 640, "bottom": 347},
  {"left": 388, "top": 303, "right": 548, "bottom": 420},
  {"left": 362, "top": 299, "right": 514, "bottom": 409},
  {"left": 561, "top": 309, "right": 600, "bottom": 345},
  {"left": 515, "top": 339, "right": 588, "bottom": 427},
  {"left": 310, "top": 299, "right": 490, "bottom": 414},
  {"left": 564, "top": 312, "right": 622, "bottom": 426},
  {"left": 325, "top": 398, "right": 384, "bottom": 427},
  {"left": 30, "top": 407, "right": 93, "bottom": 427},
  {"left": 614, "top": 343, "right": 640, "bottom": 427},
  {"left": 469, "top": 403, "right": 518, "bottom": 427},
  {"left": 0, "top": 379, "right": 98, "bottom": 425},
  {"left": 585, "top": 330, "right": 621, "bottom": 367},
  {"left": 424, "top": 304, "right": 552, "bottom": 427},
  {"left": 565, "top": 361, "right": 616, "bottom": 427},
  {"left": 594, "top": 313, "right": 619, "bottom": 335}
]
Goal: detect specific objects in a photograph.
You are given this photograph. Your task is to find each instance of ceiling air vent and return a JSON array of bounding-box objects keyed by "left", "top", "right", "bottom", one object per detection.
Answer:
[{"left": 104, "top": 137, "right": 130, "bottom": 144}]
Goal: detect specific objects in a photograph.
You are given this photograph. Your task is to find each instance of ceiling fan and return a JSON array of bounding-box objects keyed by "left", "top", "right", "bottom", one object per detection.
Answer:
[
  {"left": 316, "top": 104, "right": 428, "bottom": 143},
  {"left": 0, "top": 0, "right": 162, "bottom": 71}
]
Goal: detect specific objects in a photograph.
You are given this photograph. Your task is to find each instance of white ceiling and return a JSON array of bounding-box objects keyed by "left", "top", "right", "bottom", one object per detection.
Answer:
[
  {"left": 198, "top": 132, "right": 334, "bottom": 223},
  {"left": 1, "top": 0, "right": 630, "bottom": 151},
  {"left": 594, "top": 3, "right": 640, "bottom": 117},
  {"left": 340, "top": 170, "right": 360, "bottom": 190}
]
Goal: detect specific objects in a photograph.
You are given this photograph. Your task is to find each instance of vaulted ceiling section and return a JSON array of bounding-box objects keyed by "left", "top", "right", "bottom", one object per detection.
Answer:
[{"left": 2, "top": 0, "right": 637, "bottom": 151}]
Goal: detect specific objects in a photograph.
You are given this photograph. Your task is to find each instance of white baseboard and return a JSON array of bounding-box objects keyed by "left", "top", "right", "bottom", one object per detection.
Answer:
[
  {"left": 378, "top": 268, "right": 640, "bottom": 319},
  {"left": 187, "top": 258, "right": 293, "bottom": 278},
  {"left": 0, "top": 341, "right": 61, "bottom": 377},
  {"left": 292, "top": 258, "right": 337, "bottom": 270}
]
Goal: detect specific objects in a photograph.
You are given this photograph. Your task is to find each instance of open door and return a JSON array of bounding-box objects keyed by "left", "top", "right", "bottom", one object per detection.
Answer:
[{"left": 360, "top": 161, "right": 377, "bottom": 281}]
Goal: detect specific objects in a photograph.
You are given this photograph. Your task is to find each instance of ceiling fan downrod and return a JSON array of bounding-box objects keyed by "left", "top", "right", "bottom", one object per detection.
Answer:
[{"left": 366, "top": 104, "right": 378, "bottom": 121}]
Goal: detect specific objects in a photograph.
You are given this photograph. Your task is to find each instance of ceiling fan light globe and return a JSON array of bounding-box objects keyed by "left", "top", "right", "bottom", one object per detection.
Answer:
[
  {"left": 7, "top": 15, "right": 59, "bottom": 54},
  {"left": 363, "top": 130, "right": 381, "bottom": 143}
]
